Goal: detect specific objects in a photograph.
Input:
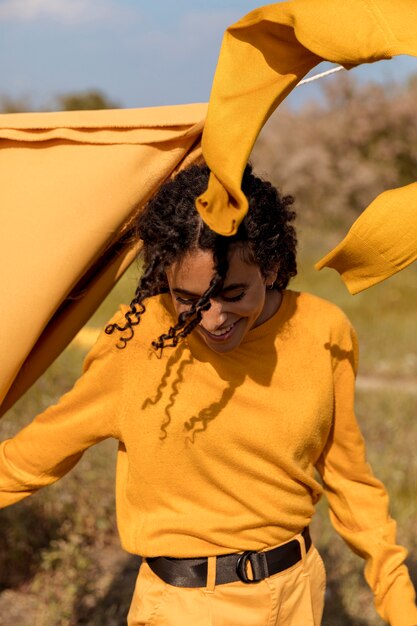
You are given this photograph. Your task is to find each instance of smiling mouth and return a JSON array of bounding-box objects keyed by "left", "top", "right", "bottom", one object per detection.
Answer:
[{"left": 199, "top": 321, "right": 239, "bottom": 342}]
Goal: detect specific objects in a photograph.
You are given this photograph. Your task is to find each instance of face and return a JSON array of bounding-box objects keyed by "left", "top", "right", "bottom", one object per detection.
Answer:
[{"left": 166, "top": 246, "right": 279, "bottom": 354}]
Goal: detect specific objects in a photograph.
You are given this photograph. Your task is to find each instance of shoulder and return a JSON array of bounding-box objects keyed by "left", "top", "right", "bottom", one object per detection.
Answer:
[
  {"left": 96, "top": 294, "right": 175, "bottom": 353},
  {"left": 288, "top": 290, "right": 353, "bottom": 331},
  {"left": 287, "top": 289, "right": 357, "bottom": 347},
  {"left": 288, "top": 290, "right": 358, "bottom": 370},
  {"left": 78, "top": 295, "right": 176, "bottom": 381}
]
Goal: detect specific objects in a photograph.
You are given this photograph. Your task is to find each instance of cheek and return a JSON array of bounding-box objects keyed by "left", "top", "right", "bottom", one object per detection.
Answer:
[{"left": 233, "top": 292, "right": 266, "bottom": 316}]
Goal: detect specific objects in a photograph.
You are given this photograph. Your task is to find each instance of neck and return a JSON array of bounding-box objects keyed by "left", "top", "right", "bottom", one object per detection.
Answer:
[{"left": 255, "top": 289, "right": 283, "bottom": 328}]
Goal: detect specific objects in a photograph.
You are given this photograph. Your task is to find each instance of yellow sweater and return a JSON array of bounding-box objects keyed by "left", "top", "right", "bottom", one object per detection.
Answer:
[
  {"left": 0, "top": 291, "right": 416, "bottom": 624},
  {"left": 197, "top": 0, "right": 417, "bottom": 292}
]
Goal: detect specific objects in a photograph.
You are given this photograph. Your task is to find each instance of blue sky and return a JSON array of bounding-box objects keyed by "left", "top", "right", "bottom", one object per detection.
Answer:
[{"left": 1, "top": 0, "right": 416, "bottom": 111}]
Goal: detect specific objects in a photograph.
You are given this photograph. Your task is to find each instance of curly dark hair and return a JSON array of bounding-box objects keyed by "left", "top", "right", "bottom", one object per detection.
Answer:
[{"left": 105, "top": 163, "right": 297, "bottom": 350}]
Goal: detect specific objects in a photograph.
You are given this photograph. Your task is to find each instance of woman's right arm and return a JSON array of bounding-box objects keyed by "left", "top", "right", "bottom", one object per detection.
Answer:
[
  {"left": 316, "top": 313, "right": 417, "bottom": 626},
  {"left": 0, "top": 328, "right": 124, "bottom": 508}
]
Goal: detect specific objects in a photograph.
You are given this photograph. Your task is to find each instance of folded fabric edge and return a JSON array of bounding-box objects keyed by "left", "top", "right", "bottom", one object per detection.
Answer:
[
  {"left": 0, "top": 119, "right": 205, "bottom": 146},
  {"left": 0, "top": 103, "right": 208, "bottom": 131}
]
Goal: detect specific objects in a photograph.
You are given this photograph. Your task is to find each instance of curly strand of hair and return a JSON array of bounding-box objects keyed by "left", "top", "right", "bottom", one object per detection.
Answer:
[
  {"left": 151, "top": 310, "right": 204, "bottom": 352},
  {"left": 105, "top": 301, "right": 146, "bottom": 349},
  {"left": 105, "top": 256, "right": 167, "bottom": 349},
  {"left": 151, "top": 289, "right": 211, "bottom": 352}
]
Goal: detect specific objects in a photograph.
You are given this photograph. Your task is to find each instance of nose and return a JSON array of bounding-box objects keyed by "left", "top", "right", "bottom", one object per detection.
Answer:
[{"left": 200, "top": 299, "right": 227, "bottom": 332}]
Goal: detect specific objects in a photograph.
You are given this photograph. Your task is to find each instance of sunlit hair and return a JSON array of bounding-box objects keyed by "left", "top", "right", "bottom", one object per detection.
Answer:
[{"left": 105, "top": 163, "right": 297, "bottom": 350}]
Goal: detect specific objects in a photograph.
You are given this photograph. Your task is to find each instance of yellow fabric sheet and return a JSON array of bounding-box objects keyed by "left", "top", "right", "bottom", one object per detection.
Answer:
[
  {"left": 315, "top": 183, "right": 417, "bottom": 293},
  {"left": 197, "top": 0, "right": 417, "bottom": 292},
  {"left": 0, "top": 103, "right": 206, "bottom": 415}
]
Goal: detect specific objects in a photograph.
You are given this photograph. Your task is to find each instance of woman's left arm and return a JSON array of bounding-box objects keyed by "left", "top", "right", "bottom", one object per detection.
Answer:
[
  {"left": 316, "top": 315, "right": 417, "bottom": 626},
  {"left": 0, "top": 326, "right": 124, "bottom": 508}
]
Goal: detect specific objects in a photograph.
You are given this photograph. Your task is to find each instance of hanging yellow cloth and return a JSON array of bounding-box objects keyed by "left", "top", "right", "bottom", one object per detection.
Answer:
[
  {"left": 0, "top": 103, "right": 206, "bottom": 415},
  {"left": 315, "top": 182, "right": 417, "bottom": 293},
  {"left": 197, "top": 0, "right": 417, "bottom": 292}
]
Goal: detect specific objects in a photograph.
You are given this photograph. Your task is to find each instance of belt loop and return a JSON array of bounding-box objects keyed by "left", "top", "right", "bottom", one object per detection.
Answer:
[
  {"left": 205, "top": 556, "right": 216, "bottom": 593},
  {"left": 295, "top": 531, "right": 307, "bottom": 567}
]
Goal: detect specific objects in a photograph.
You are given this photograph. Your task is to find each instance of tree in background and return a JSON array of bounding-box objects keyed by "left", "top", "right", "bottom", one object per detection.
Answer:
[
  {"left": 54, "top": 89, "right": 119, "bottom": 111},
  {"left": 0, "top": 94, "right": 33, "bottom": 113},
  {"left": 0, "top": 89, "right": 119, "bottom": 113},
  {"left": 252, "top": 74, "right": 417, "bottom": 228}
]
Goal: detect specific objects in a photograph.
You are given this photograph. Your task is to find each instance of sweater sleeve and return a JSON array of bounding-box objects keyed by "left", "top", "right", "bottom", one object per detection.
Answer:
[
  {"left": 316, "top": 315, "right": 417, "bottom": 626},
  {"left": 0, "top": 326, "right": 124, "bottom": 508},
  {"left": 196, "top": 0, "right": 417, "bottom": 236}
]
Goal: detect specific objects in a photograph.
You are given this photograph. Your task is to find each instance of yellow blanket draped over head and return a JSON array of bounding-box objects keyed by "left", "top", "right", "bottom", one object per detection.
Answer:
[
  {"left": 0, "top": 104, "right": 206, "bottom": 415},
  {"left": 196, "top": 0, "right": 417, "bottom": 293}
]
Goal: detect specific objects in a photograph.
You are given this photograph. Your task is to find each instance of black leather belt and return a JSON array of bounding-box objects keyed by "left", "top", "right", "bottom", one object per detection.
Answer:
[{"left": 146, "top": 527, "right": 311, "bottom": 588}]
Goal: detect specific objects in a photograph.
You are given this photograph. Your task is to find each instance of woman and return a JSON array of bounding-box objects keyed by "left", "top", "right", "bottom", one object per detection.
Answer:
[{"left": 0, "top": 163, "right": 416, "bottom": 625}]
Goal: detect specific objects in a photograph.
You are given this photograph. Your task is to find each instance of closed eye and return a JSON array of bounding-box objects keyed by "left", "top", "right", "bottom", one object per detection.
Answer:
[
  {"left": 221, "top": 291, "right": 246, "bottom": 302},
  {"left": 175, "top": 296, "right": 198, "bottom": 306},
  {"left": 174, "top": 291, "right": 246, "bottom": 306}
]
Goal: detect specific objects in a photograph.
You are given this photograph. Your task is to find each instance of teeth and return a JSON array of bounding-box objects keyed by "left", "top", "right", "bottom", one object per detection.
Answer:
[{"left": 209, "top": 323, "right": 234, "bottom": 337}]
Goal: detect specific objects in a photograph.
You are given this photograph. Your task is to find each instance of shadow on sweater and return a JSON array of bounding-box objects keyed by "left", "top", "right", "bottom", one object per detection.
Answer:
[
  {"left": 141, "top": 336, "right": 267, "bottom": 443},
  {"left": 184, "top": 382, "right": 237, "bottom": 443},
  {"left": 324, "top": 342, "right": 356, "bottom": 372},
  {"left": 142, "top": 343, "right": 195, "bottom": 440},
  {"left": 140, "top": 292, "right": 298, "bottom": 442}
]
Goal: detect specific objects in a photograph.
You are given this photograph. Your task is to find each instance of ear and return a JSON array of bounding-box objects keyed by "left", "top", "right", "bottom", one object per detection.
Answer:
[{"left": 264, "top": 267, "right": 279, "bottom": 288}]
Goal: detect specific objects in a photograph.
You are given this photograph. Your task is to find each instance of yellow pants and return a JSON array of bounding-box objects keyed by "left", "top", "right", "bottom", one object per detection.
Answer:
[{"left": 128, "top": 537, "right": 326, "bottom": 626}]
